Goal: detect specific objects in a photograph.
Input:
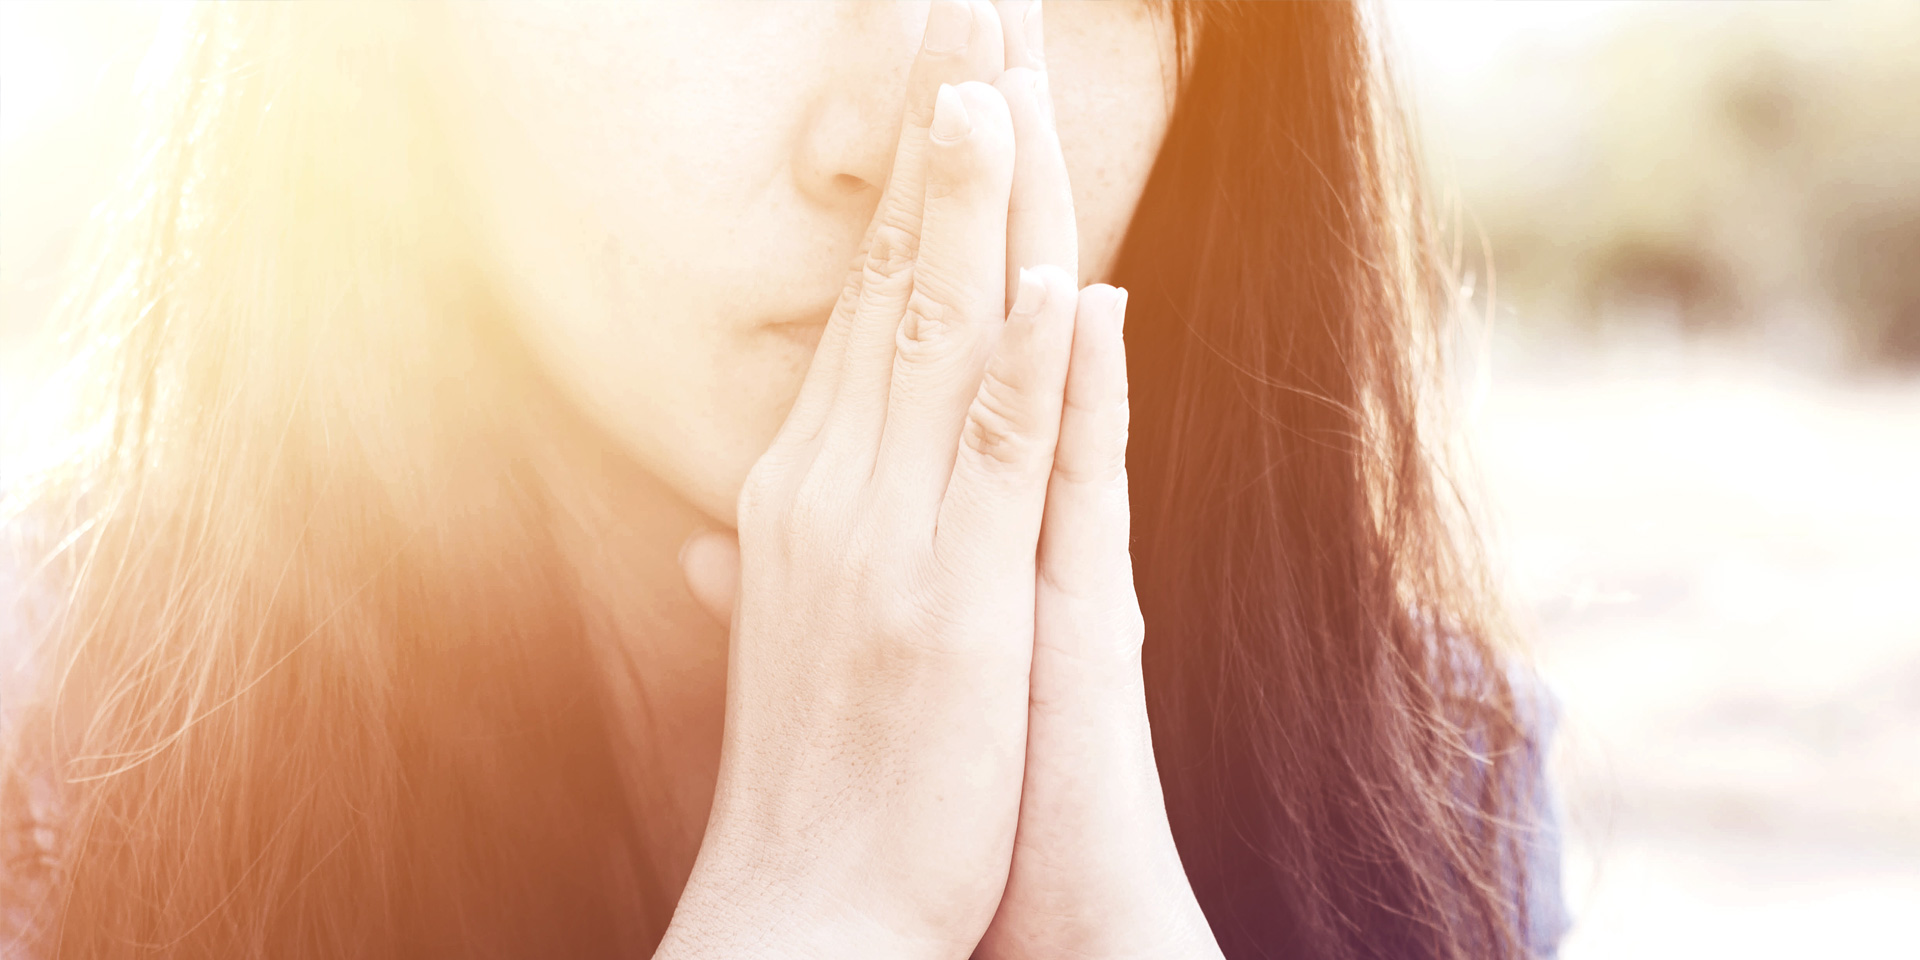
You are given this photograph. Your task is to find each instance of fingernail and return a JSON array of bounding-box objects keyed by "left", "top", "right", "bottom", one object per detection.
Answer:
[
  {"left": 1010, "top": 267, "right": 1048, "bottom": 317},
  {"left": 923, "top": 0, "right": 972, "bottom": 55},
  {"left": 930, "top": 83, "right": 971, "bottom": 142},
  {"left": 1114, "top": 287, "right": 1130, "bottom": 332}
]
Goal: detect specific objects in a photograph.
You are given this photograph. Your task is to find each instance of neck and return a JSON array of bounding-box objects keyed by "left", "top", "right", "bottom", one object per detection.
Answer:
[{"left": 533, "top": 410, "right": 731, "bottom": 913}]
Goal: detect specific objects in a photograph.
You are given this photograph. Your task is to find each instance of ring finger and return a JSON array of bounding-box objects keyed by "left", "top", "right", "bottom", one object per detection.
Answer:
[{"left": 802, "top": 1, "right": 1007, "bottom": 463}]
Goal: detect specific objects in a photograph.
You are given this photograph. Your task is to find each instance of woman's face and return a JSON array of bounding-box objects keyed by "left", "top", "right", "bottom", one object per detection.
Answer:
[{"left": 445, "top": 1, "right": 1178, "bottom": 523}]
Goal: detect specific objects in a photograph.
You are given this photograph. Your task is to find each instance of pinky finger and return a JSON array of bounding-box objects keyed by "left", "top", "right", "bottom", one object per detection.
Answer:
[{"left": 679, "top": 529, "right": 742, "bottom": 628}]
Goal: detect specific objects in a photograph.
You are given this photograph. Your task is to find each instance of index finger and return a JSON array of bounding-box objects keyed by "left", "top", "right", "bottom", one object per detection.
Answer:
[{"left": 772, "top": 0, "right": 1005, "bottom": 452}]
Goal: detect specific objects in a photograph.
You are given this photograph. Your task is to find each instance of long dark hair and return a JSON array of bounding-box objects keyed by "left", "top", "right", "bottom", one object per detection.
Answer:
[
  {"left": 1120, "top": 4, "right": 1530, "bottom": 958},
  {"left": 2, "top": 3, "right": 1531, "bottom": 959}
]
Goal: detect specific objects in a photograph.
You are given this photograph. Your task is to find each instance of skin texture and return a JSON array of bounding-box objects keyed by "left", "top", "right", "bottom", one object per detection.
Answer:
[
  {"left": 441, "top": 3, "right": 1213, "bottom": 956},
  {"left": 444, "top": 0, "right": 1177, "bottom": 524}
]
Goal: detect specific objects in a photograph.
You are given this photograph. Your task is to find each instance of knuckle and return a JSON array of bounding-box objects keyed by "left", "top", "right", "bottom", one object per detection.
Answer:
[
  {"left": 1057, "top": 420, "right": 1131, "bottom": 489},
  {"left": 786, "top": 466, "right": 853, "bottom": 546},
  {"left": 780, "top": 498, "right": 833, "bottom": 556},
  {"left": 963, "top": 375, "right": 1041, "bottom": 471},
  {"left": 904, "top": 88, "right": 940, "bottom": 131},
  {"left": 899, "top": 287, "right": 965, "bottom": 347},
  {"left": 1061, "top": 386, "right": 1121, "bottom": 425},
  {"left": 865, "top": 223, "right": 919, "bottom": 282},
  {"left": 843, "top": 250, "right": 868, "bottom": 284},
  {"left": 868, "top": 590, "right": 928, "bottom": 649},
  {"left": 736, "top": 458, "right": 791, "bottom": 530},
  {"left": 1053, "top": 447, "right": 1127, "bottom": 488},
  {"left": 837, "top": 525, "right": 894, "bottom": 588}
]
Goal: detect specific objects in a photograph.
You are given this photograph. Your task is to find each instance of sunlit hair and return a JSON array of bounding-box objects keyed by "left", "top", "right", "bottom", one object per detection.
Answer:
[
  {"left": 1120, "top": 6, "right": 1535, "bottom": 957},
  {"left": 2, "top": 3, "right": 1534, "bottom": 959}
]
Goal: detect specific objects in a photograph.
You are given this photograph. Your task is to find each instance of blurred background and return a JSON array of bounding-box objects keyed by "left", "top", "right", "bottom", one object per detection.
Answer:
[
  {"left": 3, "top": 2, "right": 1916, "bottom": 956},
  {"left": 1387, "top": 2, "right": 1920, "bottom": 957}
]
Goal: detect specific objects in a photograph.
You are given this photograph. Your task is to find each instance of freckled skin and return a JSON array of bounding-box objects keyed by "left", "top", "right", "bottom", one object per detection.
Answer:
[{"left": 440, "top": 1, "right": 1176, "bottom": 524}]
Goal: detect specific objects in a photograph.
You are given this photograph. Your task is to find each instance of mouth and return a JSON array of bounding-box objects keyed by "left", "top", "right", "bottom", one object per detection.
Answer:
[
  {"left": 760, "top": 302, "right": 836, "bottom": 353},
  {"left": 765, "top": 320, "right": 828, "bottom": 353}
]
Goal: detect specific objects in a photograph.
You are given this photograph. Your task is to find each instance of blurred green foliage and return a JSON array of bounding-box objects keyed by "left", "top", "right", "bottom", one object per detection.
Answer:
[{"left": 1437, "top": 1, "right": 1920, "bottom": 368}]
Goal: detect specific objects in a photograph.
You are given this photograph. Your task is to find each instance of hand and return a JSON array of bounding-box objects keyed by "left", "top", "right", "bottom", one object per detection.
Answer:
[
  {"left": 657, "top": 2, "right": 1082, "bottom": 958},
  {"left": 675, "top": 2, "right": 1221, "bottom": 957},
  {"left": 974, "top": 4, "right": 1219, "bottom": 957}
]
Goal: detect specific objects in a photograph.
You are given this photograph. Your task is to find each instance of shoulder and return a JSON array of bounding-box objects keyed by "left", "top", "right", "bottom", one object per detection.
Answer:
[
  {"left": 1448, "top": 638, "right": 1572, "bottom": 960},
  {"left": 1509, "top": 663, "right": 1571, "bottom": 958}
]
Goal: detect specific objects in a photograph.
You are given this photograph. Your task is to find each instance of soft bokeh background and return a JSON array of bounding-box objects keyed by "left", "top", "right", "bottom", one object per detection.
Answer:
[
  {"left": 4, "top": 2, "right": 1916, "bottom": 956},
  {"left": 1387, "top": 2, "right": 1920, "bottom": 957}
]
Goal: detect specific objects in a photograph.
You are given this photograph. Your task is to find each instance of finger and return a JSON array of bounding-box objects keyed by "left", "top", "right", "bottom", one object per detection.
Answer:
[
  {"left": 995, "top": 66, "right": 1076, "bottom": 310},
  {"left": 1033, "top": 285, "right": 1135, "bottom": 652},
  {"left": 679, "top": 529, "right": 741, "bottom": 629},
  {"left": 807, "top": 1, "right": 1006, "bottom": 460},
  {"left": 766, "top": 248, "right": 868, "bottom": 456},
  {"left": 930, "top": 263, "right": 1077, "bottom": 570},
  {"left": 994, "top": 0, "right": 1053, "bottom": 125},
  {"left": 870, "top": 1, "right": 1007, "bottom": 248},
  {"left": 995, "top": 0, "right": 1073, "bottom": 308},
  {"left": 871, "top": 81, "right": 1018, "bottom": 505}
]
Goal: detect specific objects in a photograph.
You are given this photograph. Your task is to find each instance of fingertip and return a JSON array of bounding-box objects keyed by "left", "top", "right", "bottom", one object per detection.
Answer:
[
  {"left": 678, "top": 528, "right": 735, "bottom": 578},
  {"left": 1028, "top": 263, "right": 1078, "bottom": 311},
  {"left": 927, "top": 81, "right": 1015, "bottom": 191},
  {"left": 953, "top": 79, "right": 1013, "bottom": 132},
  {"left": 1030, "top": 262, "right": 1075, "bottom": 285},
  {"left": 1074, "top": 283, "right": 1130, "bottom": 353},
  {"left": 1010, "top": 266, "right": 1045, "bottom": 318},
  {"left": 1008, "top": 264, "right": 1077, "bottom": 339},
  {"left": 1079, "top": 283, "right": 1124, "bottom": 319},
  {"left": 993, "top": 65, "right": 1043, "bottom": 102},
  {"left": 922, "top": 0, "right": 973, "bottom": 56},
  {"left": 931, "top": 83, "right": 971, "bottom": 143},
  {"left": 680, "top": 530, "right": 743, "bottom": 627},
  {"left": 929, "top": 81, "right": 1011, "bottom": 155}
]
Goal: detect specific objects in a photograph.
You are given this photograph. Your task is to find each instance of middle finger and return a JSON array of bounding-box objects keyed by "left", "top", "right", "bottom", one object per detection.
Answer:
[
  {"left": 993, "top": 0, "right": 1077, "bottom": 303},
  {"left": 806, "top": 1, "right": 1007, "bottom": 462}
]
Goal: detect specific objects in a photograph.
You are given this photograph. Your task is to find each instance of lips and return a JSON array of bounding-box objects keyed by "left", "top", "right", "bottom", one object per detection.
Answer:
[
  {"left": 764, "top": 317, "right": 829, "bottom": 352},
  {"left": 760, "top": 298, "right": 837, "bottom": 353}
]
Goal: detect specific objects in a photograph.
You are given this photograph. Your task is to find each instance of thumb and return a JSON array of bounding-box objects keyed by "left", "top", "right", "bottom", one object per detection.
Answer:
[{"left": 678, "top": 529, "right": 741, "bottom": 628}]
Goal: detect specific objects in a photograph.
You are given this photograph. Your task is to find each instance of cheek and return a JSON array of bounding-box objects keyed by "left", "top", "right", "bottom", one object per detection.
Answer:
[
  {"left": 1044, "top": 1, "right": 1180, "bottom": 283},
  {"left": 449, "top": 4, "right": 832, "bottom": 524},
  {"left": 448, "top": 2, "right": 1176, "bottom": 525}
]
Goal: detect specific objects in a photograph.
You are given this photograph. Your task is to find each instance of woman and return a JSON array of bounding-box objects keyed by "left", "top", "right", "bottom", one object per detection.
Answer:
[{"left": 0, "top": 2, "right": 1567, "bottom": 958}]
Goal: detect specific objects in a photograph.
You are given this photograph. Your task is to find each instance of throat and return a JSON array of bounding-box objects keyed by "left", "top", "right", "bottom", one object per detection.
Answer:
[{"left": 538, "top": 427, "right": 732, "bottom": 916}]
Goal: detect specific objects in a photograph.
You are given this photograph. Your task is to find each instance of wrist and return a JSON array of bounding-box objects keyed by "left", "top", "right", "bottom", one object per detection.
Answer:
[{"left": 656, "top": 822, "right": 976, "bottom": 960}]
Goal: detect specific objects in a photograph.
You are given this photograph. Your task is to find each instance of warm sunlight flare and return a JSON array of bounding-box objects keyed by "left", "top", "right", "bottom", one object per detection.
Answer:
[{"left": 3, "top": 3, "right": 1915, "bottom": 959}]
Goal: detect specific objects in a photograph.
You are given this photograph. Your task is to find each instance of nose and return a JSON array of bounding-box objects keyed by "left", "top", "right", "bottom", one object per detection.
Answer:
[{"left": 788, "top": 5, "right": 920, "bottom": 211}]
